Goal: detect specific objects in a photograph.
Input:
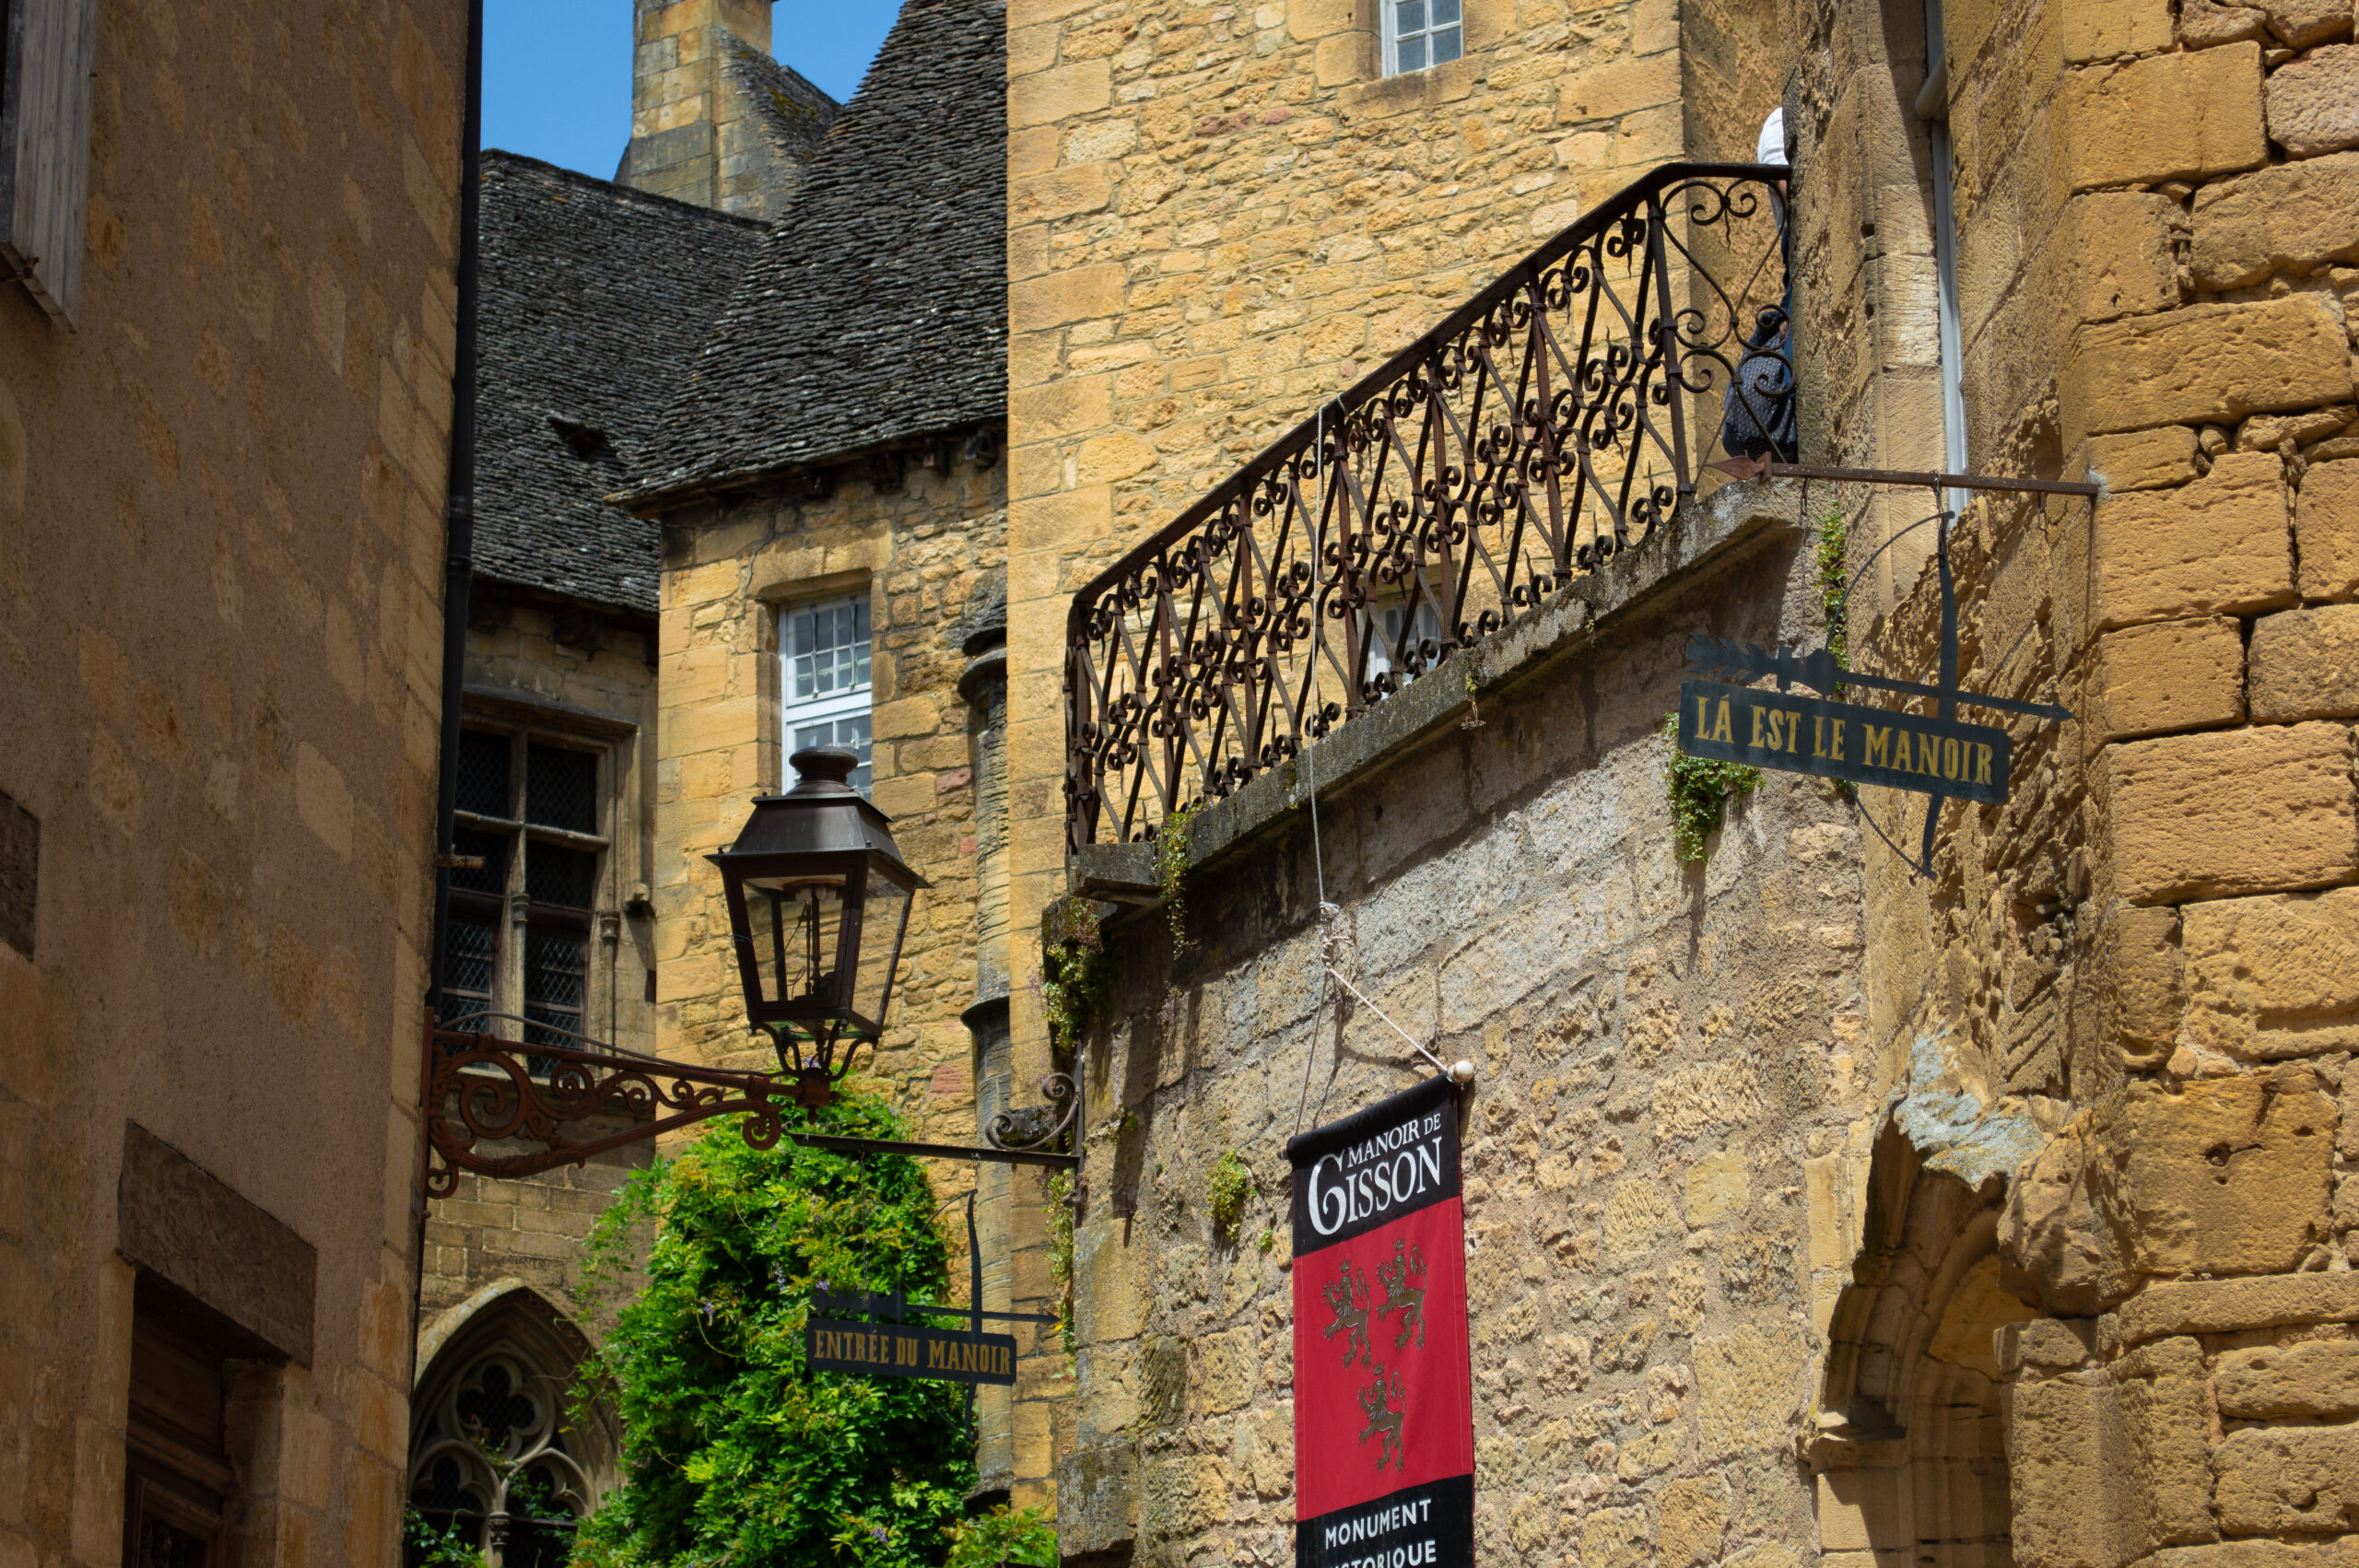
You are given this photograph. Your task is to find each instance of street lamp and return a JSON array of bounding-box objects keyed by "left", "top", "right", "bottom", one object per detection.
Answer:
[{"left": 708, "top": 747, "right": 930, "bottom": 1109}]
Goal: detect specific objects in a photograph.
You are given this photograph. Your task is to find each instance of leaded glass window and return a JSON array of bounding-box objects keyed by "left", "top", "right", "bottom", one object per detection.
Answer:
[
  {"left": 446, "top": 724, "right": 610, "bottom": 1049},
  {"left": 405, "top": 1347, "right": 592, "bottom": 1568}
]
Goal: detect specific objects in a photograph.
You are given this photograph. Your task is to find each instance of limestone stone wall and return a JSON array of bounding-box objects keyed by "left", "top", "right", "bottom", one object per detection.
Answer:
[
  {"left": 0, "top": 2, "right": 466, "bottom": 1567},
  {"left": 998, "top": 0, "right": 1788, "bottom": 1509},
  {"left": 1000, "top": 0, "right": 1786, "bottom": 1081},
  {"left": 1783, "top": 0, "right": 2359, "bottom": 1560},
  {"left": 653, "top": 455, "right": 1009, "bottom": 1132},
  {"left": 1054, "top": 488, "right": 1875, "bottom": 1566}
]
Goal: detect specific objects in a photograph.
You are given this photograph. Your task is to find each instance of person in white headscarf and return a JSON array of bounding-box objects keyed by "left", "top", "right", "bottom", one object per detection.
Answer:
[{"left": 1717, "top": 105, "right": 1798, "bottom": 467}]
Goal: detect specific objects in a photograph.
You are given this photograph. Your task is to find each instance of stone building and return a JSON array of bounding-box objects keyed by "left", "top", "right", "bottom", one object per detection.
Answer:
[
  {"left": 987, "top": 0, "right": 2359, "bottom": 1566},
  {"left": 616, "top": 0, "right": 1026, "bottom": 1494},
  {"left": 0, "top": 5, "right": 468, "bottom": 1568},
  {"left": 406, "top": 149, "right": 765, "bottom": 1555},
  {"left": 614, "top": 0, "right": 840, "bottom": 219}
]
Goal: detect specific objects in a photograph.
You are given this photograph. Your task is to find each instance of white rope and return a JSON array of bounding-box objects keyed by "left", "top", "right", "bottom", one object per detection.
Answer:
[
  {"left": 1320, "top": 965, "right": 1452, "bottom": 1079},
  {"left": 1295, "top": 404, "right": 1339, "bottom": 1138}
]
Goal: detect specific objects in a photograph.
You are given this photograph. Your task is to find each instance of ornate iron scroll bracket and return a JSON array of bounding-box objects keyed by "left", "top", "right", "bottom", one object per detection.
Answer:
[
  {"left": 985, "top": 1071, "right": 1079, "bottom": 1156},
  {"left": 421, "top": 1023, "right": 1086, "bottom": 1196},
  {"left": 420, "top": 1015, "right": 790, "bottom": 1198}
]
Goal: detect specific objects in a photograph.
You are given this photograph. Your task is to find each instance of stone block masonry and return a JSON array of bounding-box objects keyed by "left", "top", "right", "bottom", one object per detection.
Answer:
[
  {"left": 1053, "top": 487, "right": 1863, "bottom": 1567},
  {"left": 655, "top": 458, "right": 1006, "bottom": 1141},
  {"left": 1000, "top": 0, "right": 1769, "bottom": 1044},
  {"left": 0, "top": 2, "right": 471, "bottom": 1567}
]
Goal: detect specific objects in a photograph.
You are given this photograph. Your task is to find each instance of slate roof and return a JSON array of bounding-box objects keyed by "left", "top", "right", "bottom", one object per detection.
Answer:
[
  {"left": 624, "top": 0, "right": 1008, "bottom": 505},
  {"left": 473, "top": 151, "right": 766, "bottom": 611},
  {"left": 726, "top": 40, "right": 840, "bottom": 219}
]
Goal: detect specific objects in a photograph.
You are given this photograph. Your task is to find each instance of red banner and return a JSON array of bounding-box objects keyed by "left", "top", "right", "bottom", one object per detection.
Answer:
[{"left": 1288, "top": 1075, "right": 1473, "bottom": 1568}]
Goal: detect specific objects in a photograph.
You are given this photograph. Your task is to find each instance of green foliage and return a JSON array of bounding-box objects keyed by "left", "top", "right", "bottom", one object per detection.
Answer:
[
  {"left": 1256, "top": 1225, "right": 1276, "bottom": 1256},
  {"left": 569, "top": 1095, "right": 979, "bottom": 1568},
  {"left": 1155, "top": 802, "right": 1201, "bottom": 961},
  {"left": 1662, "top": 712, "right": 1761, "bottom": 862},
  {"left": 941, "top": 1505, "right": 1058, "bottom": 1568},
  {"left": 1206, "top": 1151, "right": 1252, "bottom": 1244},
  {"left": 404, "top": 1510, "right": 484, "bottom": 1568},
  {"left": 1042, "top": 1173, "right": 1077, "bottom": 1357},
  {"left": 1039, "top": 896, "right": 1110, "bottom": 1059},
  {"left": 1815, "top": 509, "right": 1848, "bottom": 695}
]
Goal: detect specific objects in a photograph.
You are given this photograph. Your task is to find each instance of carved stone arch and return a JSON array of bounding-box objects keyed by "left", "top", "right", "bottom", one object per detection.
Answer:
[
  {"left": 406, "top": 1281, "right": 618, "bottom": 1568},
  {"left": 1813, "top": 1125, "right": 2033, "bottom": 1568}
]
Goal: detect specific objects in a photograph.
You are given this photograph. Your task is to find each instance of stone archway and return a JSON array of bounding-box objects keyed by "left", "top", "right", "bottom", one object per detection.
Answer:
[
  {"left": 1812, "top": 1126, "right": 2032, "bottom": 1568},
  {"left": 405, "top": 1282, "right": 619, "bottom": 1568}
]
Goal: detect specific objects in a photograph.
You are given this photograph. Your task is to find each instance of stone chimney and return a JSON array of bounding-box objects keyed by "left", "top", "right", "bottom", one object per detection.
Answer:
[{"left": 616, "top": 0, "right": 839, "bottom": 219}]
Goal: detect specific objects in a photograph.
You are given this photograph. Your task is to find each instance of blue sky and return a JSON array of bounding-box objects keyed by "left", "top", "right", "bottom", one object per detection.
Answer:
[{"left": 483, "top": 2, "right": 900, "bottom": 180}]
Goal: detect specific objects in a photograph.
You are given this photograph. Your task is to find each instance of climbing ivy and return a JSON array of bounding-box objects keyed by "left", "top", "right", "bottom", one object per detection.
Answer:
[
  {"left": 942, "top": 1505, "right": 1058, "bottom": 1568},
  {"left": 1815, "top": 509, "right": 1848, "bottom": 696},
  {"left": 1043, "top": 1172, "right": 1077, "bottom": 1356},
  {"left": 403, "top": 1511, "right": 483, "bottom": 1568},
  {"left": 1662, "top": 711, "right": 1761, "bottom": 862},
  {"left": 569, "top": 1096, "right": 980, "bottom": 1568},
  {"left": 1039, "top": 895, "right": 1109, "bottom": 1059},
  {"left": 1207, "top": 1150, "right": 1252, "bottom": 1244},
  {"left": 1155, "top": 802, "right": 1201, "bottom": 962}
]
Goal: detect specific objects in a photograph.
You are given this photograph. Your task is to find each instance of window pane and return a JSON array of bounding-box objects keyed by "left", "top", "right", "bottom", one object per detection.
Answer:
[
  {"left": 527, "top": 843, "right": 597, "bottom": 909},
  {"left": 1431, "top": 0, "right": 1459, "bottom": 23},
  {"left": 455, "top": 730, "right": 511, "bottom": 818},
  {"left": 444, "top": 918, "right": 499, "bottom": 1018},
  {"left": 525, "top": 744, "right": 597, "bottom": 834},
  {"left": 1397, "top": 0, "right": 1426, "bottom": 32},
  {"left": 793, "top": 716, "right": 873, "bottom": 795},
  {"left": 1399, "top": 34, "right": 1426, "bottom": 70},
  {"left": 524, "top": 929, "right": 588, "bottom": 1047},
  {"left": 1432, "top": 24, "right": 1461, "bottom": 61}
]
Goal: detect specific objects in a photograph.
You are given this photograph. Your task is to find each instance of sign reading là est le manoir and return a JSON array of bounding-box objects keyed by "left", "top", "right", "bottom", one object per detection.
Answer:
[
  {"left": 1674, "top": 633, "right": 2075, "bottom": 804},
  {"left": 805, "top": 1316, "right": 1016, "bottom": 1386},
  {"left": 1677, "top": 677, "right": 2009, "bottom": 801}
]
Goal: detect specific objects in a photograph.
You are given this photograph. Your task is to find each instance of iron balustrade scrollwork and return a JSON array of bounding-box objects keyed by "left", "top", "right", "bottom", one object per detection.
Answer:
[{"left": 1065, "top": 161, "right": 1791, "bottom": 851}]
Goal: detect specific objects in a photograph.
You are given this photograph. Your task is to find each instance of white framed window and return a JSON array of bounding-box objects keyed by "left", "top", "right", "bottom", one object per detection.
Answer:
[
  {"left": 781, "top": 594, "right": 874, "bottom": 794},
  {"left": 1382, "top": 0, "right": 1461, "bottom": 76}
]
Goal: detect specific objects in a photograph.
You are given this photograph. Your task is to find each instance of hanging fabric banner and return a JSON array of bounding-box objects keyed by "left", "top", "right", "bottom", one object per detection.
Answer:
[{"left": 1287, "top": 1074, "right": 1473, "bottom": 1568}]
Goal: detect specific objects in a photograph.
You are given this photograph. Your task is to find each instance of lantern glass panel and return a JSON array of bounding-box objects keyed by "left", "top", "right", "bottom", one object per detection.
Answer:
[
  {"left": 849, "top": 872, "right": 912, "bottom": 1033},
  {"left": 741, "top": 874, "right": 850, "bottom": 1020}
]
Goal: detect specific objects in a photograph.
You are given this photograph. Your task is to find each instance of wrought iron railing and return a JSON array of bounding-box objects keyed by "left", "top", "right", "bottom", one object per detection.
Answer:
[{"left": 1064, "top": 161, "right": 1790, "bottom": 851}]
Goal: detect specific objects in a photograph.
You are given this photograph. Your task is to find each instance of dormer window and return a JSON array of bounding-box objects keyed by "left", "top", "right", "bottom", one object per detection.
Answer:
[{"left": 547, "top": 415, "right": 617, "bottom": 464}]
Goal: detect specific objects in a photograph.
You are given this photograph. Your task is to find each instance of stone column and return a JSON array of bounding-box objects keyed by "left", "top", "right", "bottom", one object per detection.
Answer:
[{"left": 957, "top": 599, "right": 1018, "bottom": 1498}]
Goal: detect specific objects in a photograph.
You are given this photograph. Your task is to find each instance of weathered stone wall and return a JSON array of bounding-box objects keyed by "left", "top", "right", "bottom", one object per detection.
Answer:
[
  {"left": 0, "top": 2, "right": 466, "bottom": 1566},
  {"left": 1056, "top": 490, "right": 1876, "bottom": 1566},
  {"left": 653, "top": 455, "right": 1009, "bottom": 1131},
  {"left": 1783, "top": 0, "right": 2359, "bottom": 1560}
]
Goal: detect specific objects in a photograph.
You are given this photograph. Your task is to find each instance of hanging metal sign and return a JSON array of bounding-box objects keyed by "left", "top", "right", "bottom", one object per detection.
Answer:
[
  {"left": 804, "top": 1311, "right": 1016, "bottom": 1386},
  {"left": 1678, "top": 673, "right": 2010, "bottom": 801},
  {"left": 1675, "top": 501, "right": 2073, "bottom": 877},
  {"left": 800, "top": 1195, "right": 1050, "bottom": 1391}
]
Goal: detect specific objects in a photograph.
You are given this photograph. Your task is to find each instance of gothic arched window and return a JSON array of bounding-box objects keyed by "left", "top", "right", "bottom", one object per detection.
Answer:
[{"left": 406, "top": 1293, "right": 610, "bottom": 1568}]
